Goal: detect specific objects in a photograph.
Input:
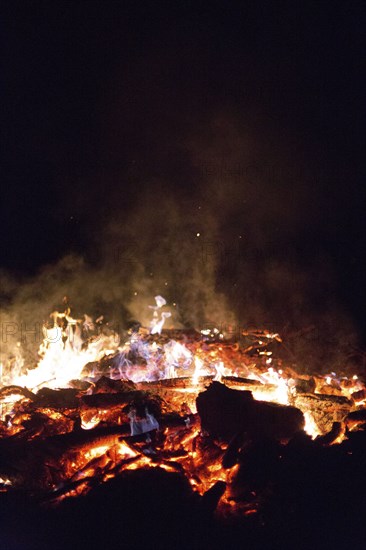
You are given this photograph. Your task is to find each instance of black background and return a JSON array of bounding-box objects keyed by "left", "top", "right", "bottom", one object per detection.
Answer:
[{"left": 1, "top": 1, "right": 365, "bottom": 340}]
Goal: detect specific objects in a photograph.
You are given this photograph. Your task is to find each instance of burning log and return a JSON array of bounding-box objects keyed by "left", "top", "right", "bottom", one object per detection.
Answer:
[
  {"left": 345, "top": 408, "right": 366, "bottom": 430},
  {"left": 80, "top": 388, "right": 164, "bottom": 433},
  {"left": 0, "top": 385, "right": 35, "bottom": 400},
  {"left": 137, "top": 376, "right": 213, "bottom": 390},
  {"left": 289, "top": 376, "right": 316, "bottom": 394},
  {"left": 196, "top": 382, "right": 304, "bottom": 440},
  {"left": 81, "top": 355, "right": 118, "bottom": 377},
  {"left": 0, "top": 423, "right": 135, "bottom": 489},
  {"left": 294, "top": 393, "right": 352, "bottom": 434},
  {"left": 314, "top": 421, "right": 344, "bottom": 445},
  {"left": 222, "top": 375, "right": 274, "bottom": 393},
  {"left": 92, "top": 376, "right": 136, "bottom": 394},
  {"left": 33, "top": 387, "right": 80, "bottom": 409},
  {"left": 43, "top": 475, "right": 100, "bottom": 502},
  {"left": 351, "top": 388, "right": 366, "bottom": 402},
  {"left": 80, "top": 391, "right": 142, "bottom": 409}
]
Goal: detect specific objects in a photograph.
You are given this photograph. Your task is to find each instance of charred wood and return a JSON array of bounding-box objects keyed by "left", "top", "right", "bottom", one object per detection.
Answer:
[
  {"left": 0, "top": 385, "right": 35, "bottom": 399},
  {"left": 315, "top": 421, "right": 344, "bottom": 445},
  {"left": 294, "top": 393, "right": 352, "bottom": 433},
  {"left": 222, "top": 433, "right": 246, "bottom": 469},
  {"left": 33, "top": 388, "right": 80, "bottom": 409},
  {"left": 196, "top": 382, "right": 304, "bottom": 440},
  {"left": 201, "top": 480, "right": 226, "bottom": 514},
  {"left": 345, "top": 408, "right": 366, "bottom": 430}
]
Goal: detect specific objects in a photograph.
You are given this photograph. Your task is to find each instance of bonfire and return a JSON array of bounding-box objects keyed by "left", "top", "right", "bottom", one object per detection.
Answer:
[{"left": 1, "top": 295, "right": 365, "bottom": 524}]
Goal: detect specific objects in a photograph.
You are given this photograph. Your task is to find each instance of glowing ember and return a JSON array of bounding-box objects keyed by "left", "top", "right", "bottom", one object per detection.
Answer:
[{"left": 0, "top": 300, "right": 365, "bottom": 519}]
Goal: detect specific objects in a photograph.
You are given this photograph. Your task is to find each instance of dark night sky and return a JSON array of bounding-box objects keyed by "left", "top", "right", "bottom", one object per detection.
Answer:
[{"left": 1, "top": 1, "right": 365, "bottom": 342}]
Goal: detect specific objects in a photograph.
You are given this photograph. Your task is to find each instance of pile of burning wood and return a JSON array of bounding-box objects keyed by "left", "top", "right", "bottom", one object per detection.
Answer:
[{"left": 0, "top": 308, "right": 365, "bottom": 549}]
